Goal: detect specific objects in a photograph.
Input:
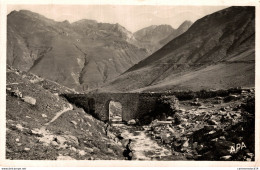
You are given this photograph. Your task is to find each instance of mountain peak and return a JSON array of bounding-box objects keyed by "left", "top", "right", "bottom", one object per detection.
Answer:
[
  {"left": 72, "top": 19, "right": 98, "bottom": 25},
  {"left": 105, "top": 6, "right": 255, "bottom": 92},
  {"left": 177, "top": 20, "right": 193, "bottom": 31}
]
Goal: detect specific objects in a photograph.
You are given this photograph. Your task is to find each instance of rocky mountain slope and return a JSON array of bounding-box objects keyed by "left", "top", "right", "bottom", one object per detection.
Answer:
[
  {"left": 6, "top": 65, "right": 125, "bottom": 160},
  {"left": 7, "top": 10, "right": 149, "bottom": 91},
  {"left": 102, "top": 6, "right": 255, "bottom": 92},
  {"left": 159, "top": 20, "right": 193, "bottom": 45},
  {"left": 133, "top": 21, "right": 192, "bottom": 53}
]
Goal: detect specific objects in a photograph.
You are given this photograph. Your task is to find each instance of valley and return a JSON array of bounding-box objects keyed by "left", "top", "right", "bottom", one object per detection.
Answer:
[{"left": 5, "top": 6, "right": 256, "bottom": 162}]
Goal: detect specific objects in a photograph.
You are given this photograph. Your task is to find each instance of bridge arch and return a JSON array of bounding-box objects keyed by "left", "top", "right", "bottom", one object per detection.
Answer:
[{"left": 108, "top": 100, "right": 123, "bottom": 123}]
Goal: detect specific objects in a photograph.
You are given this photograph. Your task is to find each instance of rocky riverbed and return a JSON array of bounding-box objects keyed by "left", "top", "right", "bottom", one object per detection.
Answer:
[{"left": 109, "top": 88, "right": 255, "bottom": 161}]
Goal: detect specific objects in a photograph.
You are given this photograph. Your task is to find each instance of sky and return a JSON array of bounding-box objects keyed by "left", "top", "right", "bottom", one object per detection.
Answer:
[{"left": 7, "top": 5, "right": 228, "bottom": 32}]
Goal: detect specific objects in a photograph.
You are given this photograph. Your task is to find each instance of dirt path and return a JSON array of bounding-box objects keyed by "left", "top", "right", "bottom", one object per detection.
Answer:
[
  {"left": 45, "top": 103, "right": 73, "bottom": 126},
  {"left": 114, "top": 124, "right": 172, "bottom": 160}
]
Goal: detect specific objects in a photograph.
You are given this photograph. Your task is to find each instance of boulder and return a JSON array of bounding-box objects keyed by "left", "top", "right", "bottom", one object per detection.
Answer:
[
  {"left": 22, "top": 96, "right": 36, "bottom": 105},
  {"left": 127, "top": 119, "right": 136, "bottom": 125}
]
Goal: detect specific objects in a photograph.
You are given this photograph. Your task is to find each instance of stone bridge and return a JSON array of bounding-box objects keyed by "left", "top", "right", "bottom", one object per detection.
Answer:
[{"left": 63, "top": 93, "right": 178, "bottom": 123}]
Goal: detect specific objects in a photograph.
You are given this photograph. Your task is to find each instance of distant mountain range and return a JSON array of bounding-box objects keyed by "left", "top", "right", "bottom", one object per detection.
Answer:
[
  {"left": 133, "top": 21, "right": 192, "bottom": 54},
  {"left": 7, "top": 10, "right": 191, "bottom": 91},
  {"left": 102, "top": 6, "right": 255, "bottom": 92}
]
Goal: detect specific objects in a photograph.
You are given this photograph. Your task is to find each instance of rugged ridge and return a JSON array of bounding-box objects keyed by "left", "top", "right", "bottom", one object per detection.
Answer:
[
  {"left": 7, "top": 10, "right": 149, "bottom": 91},
  {"left": 133, "top": 22, "right": 192, "bottom": 53},
  {"left": 159, "top": 20, "right": 193, "bottom": 45},
  {"left": 102, "top": 6, "right": 255, "bottom": 92}
]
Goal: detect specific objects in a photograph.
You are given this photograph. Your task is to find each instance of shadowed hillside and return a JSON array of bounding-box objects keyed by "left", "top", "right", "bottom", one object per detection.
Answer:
[{"left": 7, "top": 10, "right": 149, "bottom": 91}]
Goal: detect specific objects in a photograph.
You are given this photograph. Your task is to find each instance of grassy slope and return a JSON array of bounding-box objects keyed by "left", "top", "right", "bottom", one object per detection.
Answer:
[
  {"left": 133, "top": 50, "right": 255, "bottom": 92},
  {"left": 101, "top": 7, "right": 255, "bottom": 93}
]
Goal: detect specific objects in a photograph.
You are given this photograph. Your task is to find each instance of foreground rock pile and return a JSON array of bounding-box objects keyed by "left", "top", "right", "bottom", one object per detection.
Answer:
[{"left": 142, "top": 89, "right": 255, "bottom": 161}]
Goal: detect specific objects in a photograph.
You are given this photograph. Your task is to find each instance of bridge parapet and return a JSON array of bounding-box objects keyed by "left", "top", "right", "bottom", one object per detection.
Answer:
[{"left": 63, "top": 92, "right": 178, "bottom": 123}]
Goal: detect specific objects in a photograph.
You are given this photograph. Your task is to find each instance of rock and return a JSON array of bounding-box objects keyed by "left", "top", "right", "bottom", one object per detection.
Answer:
[
  {"left": 93, "top": 147, "right": 100, "bottom": 153},
  {"left": 166, "top": 116, "right": 174, "bottom": 121},
  {"left": 88, "top": 157, "right": 94, "bottom": 160},
  {"left": 186, "top": 153, "right": 195, "bottom": 160},
  {"left": 198, "top": 105, "right": 207, "bottom": 109},
  {"left": 208, "top": 130, "right": 216, "bottom": 135},
  {"left": 182, "top": 140, "right": 189, "bottom": 148},
  {"left": 12, "top": 89, "right": 22, "bottom": 98},
  {"left": 71, "top": 147, "right": 77, "bottom": 152},
  {"left": 107, "top": 148, "right": 114, "bottom": 154},
  {"left": 51, "top": 141, "right": 58, "bottom": 146},
  {"left": 85, "top": 147, "right": 94, "bottom": 153},
  {"left": 219, "top": 136, "right": 226, "bottom": 140},
  {"left": 22, "top": 96, "right": 36, "bottom": 105},
  {"left": 247, "top": 153, "right": 254, "bottom": 159},
  {"left": 215, "top": 97, "right": 223, "bottom": 100},
  {"left": 16, "top": 124, "right": 24, "bottom": 131},
  {"left": 24, "top": 148, "right": 30, "bottom": 151},
  {"left": 78, "top": 150, "right": 86, "bottom": 156},
  {"left": 155, "top": 134, "right": 161, "bottom": 139},
  {"left": 207, "top": 119, "right": 218, "bottom": 125},
  {"left": 220, "top": 155, "right": 232, "bottom": 160},
  {"left": 190, "top": 102, "right": 202, "bottom": 106},
  {"left": 224, "top": 95, "right": 239, "bottom": 102},
  {"left": 71, "top": 121, "right": 77, "bottom": 125},
  {"left": 56, "top": 136, "right": 66, "bottom": 144},
  {"left": 6, "top": 148, "right": 13, "bottom": 153},
  {"left": 15, "top": 138, "right": 19, "bottom": 142},
  {"left": 127, "top": 119, "right": 136, "bottom": 125},
  {"left": 246, "top": 158, "right": 252, "bottom": 161},
  {"left": 193, "top": 142, "right": 198, "bottom": 149},
  {"left": 204, "top": 125, "right": 215, "bottom": 131},
  {"left": 42, "top": 114, "right": 47, "bottom": 118},
  {"left": 6, "top": 87, "right": 11, "bottom": 91},
  {"left": 211, "top": 138, "right": 218, "bottom": 142},
  {"left": 64, "top": 135, "right": 79, "bottom": 145}
]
